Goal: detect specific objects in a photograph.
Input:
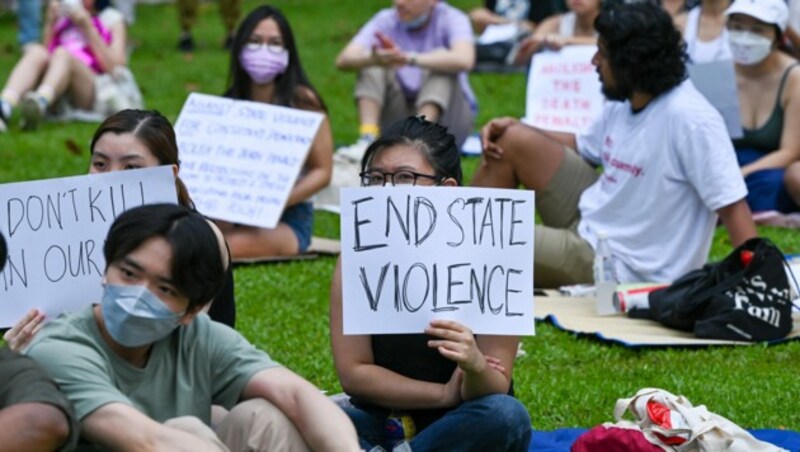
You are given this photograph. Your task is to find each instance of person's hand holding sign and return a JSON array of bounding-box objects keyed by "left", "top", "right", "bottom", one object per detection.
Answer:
[
  {"left": 426, "top": 319, "right": 514, "bottom": 401},
  {"left": 3, "top": 309, "right": 46, "bottom": 352}
]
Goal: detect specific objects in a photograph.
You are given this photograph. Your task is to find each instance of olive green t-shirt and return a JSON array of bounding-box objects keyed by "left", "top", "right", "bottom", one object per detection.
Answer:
[{"left": 27, "top": 306, "right": 279, "bottom": 424}]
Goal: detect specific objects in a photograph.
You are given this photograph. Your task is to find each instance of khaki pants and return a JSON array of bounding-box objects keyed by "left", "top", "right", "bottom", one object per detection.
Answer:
[
  {"left": 165, "top": 399, "right": 310, "bottom": 451},
  {"left": 534, "top": 148, "right": 599, "bottom": 288},
  {"left": 177, "top": 0, "right": 241, "bottom": 32},
  {"left": 355, "top": 66, "right": 474, "bottom": 147}
]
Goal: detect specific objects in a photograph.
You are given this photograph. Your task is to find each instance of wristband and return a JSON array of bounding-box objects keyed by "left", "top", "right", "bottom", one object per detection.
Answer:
[{"left": 408, "top": 52, "right": 418, "bottom": 66}]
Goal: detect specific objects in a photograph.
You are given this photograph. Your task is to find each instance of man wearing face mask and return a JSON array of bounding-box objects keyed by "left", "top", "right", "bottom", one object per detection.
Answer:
[
  {"left": 726, "top": 0, "right": 800, "bottom": 217},
  {"left": 335, "top": 0, "right": 477, "bottom": 156},
  {"left": 0, "top": 232, "right": 79, "bottom": 451},
  {"left": 25, "top": 204, "right": 360, "bottom": 451}
]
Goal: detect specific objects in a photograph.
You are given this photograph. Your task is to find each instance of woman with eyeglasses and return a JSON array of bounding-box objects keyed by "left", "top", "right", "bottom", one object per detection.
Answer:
[
  {"left": 214, "top": 5, "right": 333, "bottom": 259},
  {"left": 329, "top": 116, "right": 531, "bottom": 452},
  {"left": 725, "top": 0, "right": 800, "bottom": 218}
]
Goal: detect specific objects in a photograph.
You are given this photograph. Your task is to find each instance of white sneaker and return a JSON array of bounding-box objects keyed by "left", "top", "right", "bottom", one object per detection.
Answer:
[{"left": 336, "top": 136, "right": 373, "bottom": 163}]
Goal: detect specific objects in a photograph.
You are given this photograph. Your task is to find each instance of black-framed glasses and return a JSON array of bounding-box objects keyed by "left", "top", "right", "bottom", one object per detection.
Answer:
[{"left": 359, "top": 170, "right": 442, "bottom": 187}]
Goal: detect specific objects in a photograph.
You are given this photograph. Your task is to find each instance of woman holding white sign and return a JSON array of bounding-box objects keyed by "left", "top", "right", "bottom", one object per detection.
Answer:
[
  {"left": 215, "top": 5, "right": 333, "bottom": 259},
  {"left": 329, "top": 116, "right": 531, "bottom": 451},
  {"left": 3, "top": 109, "right": 237, "bottom": 351}
]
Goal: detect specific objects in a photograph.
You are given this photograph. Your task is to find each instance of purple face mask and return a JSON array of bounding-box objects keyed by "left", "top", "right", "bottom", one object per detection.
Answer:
[{"left": 239, "top": 46, "right": 289, "bottom": 84}]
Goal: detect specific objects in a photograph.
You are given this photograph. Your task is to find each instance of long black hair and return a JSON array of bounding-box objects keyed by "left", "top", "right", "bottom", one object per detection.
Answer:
[
  {"left": 361, "top": 116, "right": 463, "bottom": 186},
  {"left": 595, "top": 1, "right": 688, "bottom": 98},
  {"left": 225, "top": 5, "right": 326, "bottom": 112}
]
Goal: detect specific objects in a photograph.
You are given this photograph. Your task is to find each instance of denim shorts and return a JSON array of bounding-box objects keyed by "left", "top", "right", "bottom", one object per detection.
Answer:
[{"left": 281, "top": 201, "right": 313, "bottom": 252}]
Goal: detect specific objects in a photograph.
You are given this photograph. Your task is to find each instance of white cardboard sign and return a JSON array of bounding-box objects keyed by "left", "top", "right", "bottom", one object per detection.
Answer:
[
  {"left": 523, "top": 46, "right": 604, "bottom": 134},
  {"left": 340, "top": 187, "right": 535, "bottom": 336},
  {"left": 175, "top": 93, "right": 323, "bottom": 229},
  {"left": 0, "top": 166, "right": 177, "bottom": 327}
]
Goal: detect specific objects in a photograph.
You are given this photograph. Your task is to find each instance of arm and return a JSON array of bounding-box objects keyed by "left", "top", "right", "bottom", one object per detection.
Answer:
[
  {"left": 514, "top": 15, "right": 560, "bottom": 64},
  {"left": 285, "top": 114, "right": 333, "bottom": 207},
  {"left": 330, "top": 258, "right": 462, "bottom": 410},
  {"left": 741, "top": 68, "right": 800, "bottom": 176},
  {"left": 480, "top": 116, "right": 576, "bottom": 160},
  {"left": 411, "top": 39, "right": 474, "bottom": 73},
  {"left": 337, "top": 36, "right": 474, "bottom": 73},
  {"left": 81, "top": 402, "right": 225, "bottom": 452},
  {"left": 717, "top": 199, "right": 757, "bottom": 248},
  {"left": 240, "top": 367, "right": 359, "bottom": 452},
  {"left": 425, "top": 321, "right": 518, "bottom": 401},
  {"left": 0, "top": 403, "right": 70, "bottom": 452},
  {"left": 42, "top": 1, "right": 59, "bottom": 47},
  {"left": 71, "top": 8, "right": 127, "bottom": 73}
]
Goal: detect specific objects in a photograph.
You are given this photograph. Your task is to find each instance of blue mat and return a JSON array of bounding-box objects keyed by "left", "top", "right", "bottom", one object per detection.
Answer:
[{"left": 529, "top": 428, "right": 800, "bottom": 451}]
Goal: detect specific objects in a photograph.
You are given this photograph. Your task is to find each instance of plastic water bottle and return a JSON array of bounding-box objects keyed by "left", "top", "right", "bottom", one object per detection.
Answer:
[{"left": 594, "top": 231, "right": 618, "bottom": 314}]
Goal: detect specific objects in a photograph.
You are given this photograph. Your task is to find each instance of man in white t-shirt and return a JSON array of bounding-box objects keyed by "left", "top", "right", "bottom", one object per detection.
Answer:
[{"left": 472, "top": 1, "right": 757, "bottom": 287}]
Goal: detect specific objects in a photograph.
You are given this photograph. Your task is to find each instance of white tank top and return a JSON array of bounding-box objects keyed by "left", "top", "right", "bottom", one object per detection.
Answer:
[
  {"left": 683, "top": 6, "right": 732, "bottom": 64},
  {"left": 558, "top": 11, "right": 576, "bottom": 37}
]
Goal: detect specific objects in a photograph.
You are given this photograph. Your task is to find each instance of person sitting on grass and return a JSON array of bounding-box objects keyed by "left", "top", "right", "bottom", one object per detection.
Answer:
[
  {"left": 3, "top": 109, "right": 237, "bottom": 354},
  {"left": 214, "top": 5, "right": 333, "bottom": 260},
  {"left": 512, "top": 0, "right": 601, "bottom": 66},
  {"left": 471, "top": 1, "right": 756, "bottom": 288},
  {"left": 0, "top": 0, "right": 129, "bottom": 132},
  {"left": 335, "top": 0, "right": 477, "bottom": 155},
  {"left": 330, "top": 116, "right": 532, "bottom": 452},
  {"left": 25, "top": 203, "right": 360, "bottom": 451},
  {"left": 724, "top": 0, "right": 800, "bottom": 217},
  {"left": 1, "top": 231, "right": 80, "bottom": 452}
]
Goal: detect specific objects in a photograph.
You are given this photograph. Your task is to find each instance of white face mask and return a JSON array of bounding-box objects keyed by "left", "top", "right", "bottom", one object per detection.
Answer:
[{"left": 728, "top": 30, "right": 773, "bottom": 65}]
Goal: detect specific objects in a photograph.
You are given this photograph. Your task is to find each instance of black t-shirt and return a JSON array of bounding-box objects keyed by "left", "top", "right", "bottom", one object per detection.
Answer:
[{"left": 350, "top": 333, "right": 515, "bottom": 431}]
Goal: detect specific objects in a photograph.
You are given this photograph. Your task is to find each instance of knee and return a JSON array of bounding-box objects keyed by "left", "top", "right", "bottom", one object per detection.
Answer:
[
  {"left": 21, "top": 44, "right": 49, "bottom": 64},
  {"left": 49, "top": 47, "right": 74, "bottom": 63},
  {"left": 470, "top": 394, "right": 531, "bottom": 436},
  {"left": 226, "top": 398, "right": 294, "bottom": 430},
  {"left": 783, "top": 162, "right": 800, "bottom": 187},
  {"left": 28, "top": 404, "right": 71, "bottom": 446}
]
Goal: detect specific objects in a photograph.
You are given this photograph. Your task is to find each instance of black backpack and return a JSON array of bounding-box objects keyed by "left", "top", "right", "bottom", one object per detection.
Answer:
[{"left": 628, "top": 238, "right": 797, "bottom": 341}]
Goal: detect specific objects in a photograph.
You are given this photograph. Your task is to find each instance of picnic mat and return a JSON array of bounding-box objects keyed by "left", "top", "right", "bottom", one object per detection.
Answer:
[
  {"left": 529, "top": 428, "right": 800, "bottom": 451},
  {"left": 232, "top": 237, "right": 340, "bottom": 265},
  {"left": 534, "top": 294, "right": 800, "bottom": 347}
]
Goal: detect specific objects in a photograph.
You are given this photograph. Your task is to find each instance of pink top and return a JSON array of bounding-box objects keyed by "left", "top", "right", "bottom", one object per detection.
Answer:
[{"left": 48, "top": 16, "right": 112, "bottom": 74}]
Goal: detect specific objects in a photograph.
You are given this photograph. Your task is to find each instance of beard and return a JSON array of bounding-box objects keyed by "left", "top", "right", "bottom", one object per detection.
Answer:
[
  {"left": 601, "top": 80, "right": 632, "bottom": 102},
  {"left": 599, "top": 69, "right": 632, "bottom": 102}
]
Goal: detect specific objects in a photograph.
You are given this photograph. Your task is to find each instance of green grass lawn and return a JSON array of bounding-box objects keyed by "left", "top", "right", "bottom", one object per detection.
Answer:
[{"left": 1, "top": 0, "right": 799, "bottom": 432}]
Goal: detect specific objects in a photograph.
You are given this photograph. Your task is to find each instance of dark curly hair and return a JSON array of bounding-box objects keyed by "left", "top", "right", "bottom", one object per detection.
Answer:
[{"left": 595, "top": 1, "right": 688, "bottom": 98}]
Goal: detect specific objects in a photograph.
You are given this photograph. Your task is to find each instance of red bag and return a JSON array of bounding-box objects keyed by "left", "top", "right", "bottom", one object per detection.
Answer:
[{"left": 572, "top": 425, "right": 662, "bottom": 452}]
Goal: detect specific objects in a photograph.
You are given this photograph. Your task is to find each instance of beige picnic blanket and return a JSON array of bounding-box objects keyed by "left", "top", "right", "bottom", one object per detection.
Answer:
[
  {"left": 535, "top": 294, "right": 800, "bottom": 347},
  {"left": 232, "top": 237, "right": 341, "bottom": 265}
]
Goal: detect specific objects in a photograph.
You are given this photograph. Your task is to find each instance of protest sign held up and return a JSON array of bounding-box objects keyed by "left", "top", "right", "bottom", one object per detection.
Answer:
[
  {"left": 0, "top": 166, "right": 177, "bottom": 327},
  {"left": 523, "top": 45, "right": 603, "bottom": 134},
  {"left": 340, "top": 187, "right": 535, "bottom": 336},
  {"left": 175, "top": 93, "right": 324, "bottom": 229}
]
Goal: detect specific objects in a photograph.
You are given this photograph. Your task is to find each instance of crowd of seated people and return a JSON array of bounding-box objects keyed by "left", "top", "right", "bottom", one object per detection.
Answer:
[{"left": 1, "top": 0, "right": 798, "bottom": 449}]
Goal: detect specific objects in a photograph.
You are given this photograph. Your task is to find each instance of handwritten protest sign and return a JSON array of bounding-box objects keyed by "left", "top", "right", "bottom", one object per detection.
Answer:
[
  {"left": 0, "top": 166, "right": 176, "bottom": 327},
  {"left": 175, "top": 93, "right": 324, "bottom": 229},
  {"left": 340, "top": 187, "right": 535, "bottom": 336},
  {"left": 523, "top": 45, "right": 603, "bottom": 134}
]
